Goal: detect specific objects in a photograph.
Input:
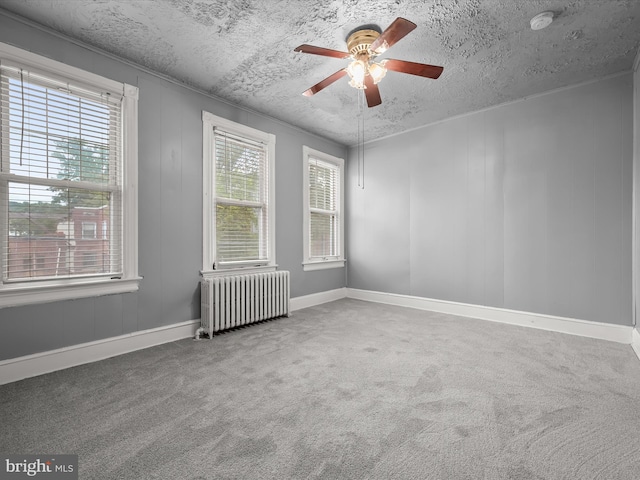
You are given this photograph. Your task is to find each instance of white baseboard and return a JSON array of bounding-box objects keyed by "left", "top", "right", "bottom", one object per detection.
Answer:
[
  {"left": 1, "top": 286, "right": 347, "bottom": 386},
  {"left": 290, "top": 287, "right": 347, "bottom": 312},
  {"left": 347, "top": 288, "right": 633, "bottom": 344},
  {"left": 0, "top": 319, "right": 200, "bottom": 385},
  {"left": 632, "top": 328, "right": 640, "bottom": 361},
  {"left": 3, "top": 288, "right": 635, "bottom": 385}
]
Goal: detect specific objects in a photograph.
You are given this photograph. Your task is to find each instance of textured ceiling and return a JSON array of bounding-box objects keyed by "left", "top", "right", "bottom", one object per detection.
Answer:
[{"left": 2, "top": 0, "right": 639, "bottom": 146}]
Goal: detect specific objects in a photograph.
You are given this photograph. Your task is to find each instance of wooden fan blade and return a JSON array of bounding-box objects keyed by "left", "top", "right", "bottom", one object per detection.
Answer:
[
  {"left": 363, "top": 75, "right": 382, "bottom": 107},
  {"left": 303, "top": 69, "right": 348, "bottom": 96},
  {"left": 384, "top": 59, "right": 443, "bottom": 79},
  {"left": 294, "top": 44, "right": 351, "bottom": 59},
  {"left": 370, "top": 17, "right": 417, "bottom": 54}
]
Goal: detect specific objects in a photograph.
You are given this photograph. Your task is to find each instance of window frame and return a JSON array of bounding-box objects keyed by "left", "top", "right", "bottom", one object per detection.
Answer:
[
  {"left": 201, "top": 110, "right": 276, "bottom": 277},
  {"left": 302, "top": 146, "right": 345, "bottom": 271},
  {"left": 0, "top": 42, "right": 140, "bottom": 308}
]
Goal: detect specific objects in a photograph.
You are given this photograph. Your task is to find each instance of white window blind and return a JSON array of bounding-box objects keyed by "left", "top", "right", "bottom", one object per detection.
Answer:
[
  {"left": 213, "top": 129, "right": 269, "bottom": 265},
  {"left": 0, "top": 63, "right": 123, "bottom": 282},
  {"left": 308, "top": 157, "right": 339, "bottom": 258}
]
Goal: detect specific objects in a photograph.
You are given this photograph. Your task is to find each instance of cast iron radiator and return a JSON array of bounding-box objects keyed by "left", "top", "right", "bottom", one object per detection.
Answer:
[{"left": 200, "top": 271, "right": 290, "bottom": 337}]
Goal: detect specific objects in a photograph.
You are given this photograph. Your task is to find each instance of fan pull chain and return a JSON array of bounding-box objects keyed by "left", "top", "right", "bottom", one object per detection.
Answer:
[
  {"left": 357, "top": 88, "right": 365, "bottom": 189},
  {"left": 357, "top": 89, "right": 361, "bottom": 187},
  {"left": 361, "top": 88, "right": 365, "bottom": 189}
]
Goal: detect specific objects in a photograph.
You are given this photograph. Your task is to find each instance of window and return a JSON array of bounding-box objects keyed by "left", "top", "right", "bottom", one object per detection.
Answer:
[
  {"left": 82, "top": 222, "right": 97, "bottom": 239},
  {"left": 302, "top": 146, "right": 345, "bottom": 271},
  {"left": 202, "top": 111, "right": 275, "bottom": 274},
  {"left": 0, "top": 42, "right": 139, "bottom": 307}
]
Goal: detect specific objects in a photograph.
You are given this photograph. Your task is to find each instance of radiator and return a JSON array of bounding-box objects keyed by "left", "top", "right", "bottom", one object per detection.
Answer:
[{"left": 200, "top": 271, "right": 290, "bottom": 337}]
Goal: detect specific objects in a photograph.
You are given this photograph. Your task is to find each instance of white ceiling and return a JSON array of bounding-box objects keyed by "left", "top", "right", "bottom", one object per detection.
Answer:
[{"left": 2, "top": 0, "right": 639, "bottom": 146}]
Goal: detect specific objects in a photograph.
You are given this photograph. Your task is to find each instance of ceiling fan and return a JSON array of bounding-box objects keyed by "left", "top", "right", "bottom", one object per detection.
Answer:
[{"left": 294, "top": 17, "right": 443, "bottom": 107}]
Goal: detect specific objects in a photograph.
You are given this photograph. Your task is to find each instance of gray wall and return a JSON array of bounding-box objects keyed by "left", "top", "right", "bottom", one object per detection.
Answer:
[
  {"left": 0, "top": 13, "right": 346, "bottom": 361},
  {"left": 347, "top": 73, "right": 633, "bottom": 326}
]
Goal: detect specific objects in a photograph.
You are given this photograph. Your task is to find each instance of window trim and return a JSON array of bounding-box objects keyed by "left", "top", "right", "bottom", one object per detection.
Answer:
[
  {"left": 0, "top": 42, "right": 140, "bottom": 308},
  {"left": 302, "top": 146, "right": 345, "bottom": 272},
  {"left": 201, "top": 110, "right": 276, "bottom": 277}
]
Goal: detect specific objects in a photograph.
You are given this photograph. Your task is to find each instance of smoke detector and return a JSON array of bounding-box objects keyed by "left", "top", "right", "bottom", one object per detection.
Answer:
[{"left": 530, "top": 11, "right": 554, "bottom": 30}]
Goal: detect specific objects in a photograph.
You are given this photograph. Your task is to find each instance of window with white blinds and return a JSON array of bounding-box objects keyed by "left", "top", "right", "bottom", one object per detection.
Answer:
[
  {"left": 214, "top": 130, "right": 268, "bottom": 264},
  {"left": 202, "top": 111, "right": 276, "bottom": 272},
  {"left": 303, "top": 146, "right": 345, "bottom": 271},
  {"left": 0, "top": 42, "right": 139, "bottom": 306}
]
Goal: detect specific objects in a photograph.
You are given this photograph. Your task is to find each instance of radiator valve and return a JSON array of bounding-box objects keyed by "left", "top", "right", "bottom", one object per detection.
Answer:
[{"left": 193, "top": 327, "right": 205, "bottom": 341}]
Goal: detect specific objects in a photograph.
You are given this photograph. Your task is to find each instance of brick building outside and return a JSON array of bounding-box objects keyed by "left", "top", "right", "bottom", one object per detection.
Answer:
[{"left": 7, "top": 206, "right": 111, "bottom": 280}]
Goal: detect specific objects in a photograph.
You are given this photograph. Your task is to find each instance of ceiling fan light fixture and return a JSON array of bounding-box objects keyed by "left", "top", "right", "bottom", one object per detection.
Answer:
[
  {"left": 373, "top": 40, "right": 390, "bottom": 55},
  {"left": 368, "top": 61, "right": 387, "bottom": 84},
  {"left": 348, "top": 77, "right": 366, "bottom": 89},
  {"left": 347, "top": 59, "right": 367, "bottom": 89}
]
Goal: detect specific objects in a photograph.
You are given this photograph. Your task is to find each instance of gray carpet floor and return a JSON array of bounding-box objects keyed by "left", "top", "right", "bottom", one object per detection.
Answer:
[{"left": 1, "top": 298, "right": 640, "bottom": 479}]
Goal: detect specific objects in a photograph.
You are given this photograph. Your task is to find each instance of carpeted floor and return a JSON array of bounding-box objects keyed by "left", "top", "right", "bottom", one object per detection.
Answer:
[{"left": 1, "top": 298, "right": 640, "bottom": 479}]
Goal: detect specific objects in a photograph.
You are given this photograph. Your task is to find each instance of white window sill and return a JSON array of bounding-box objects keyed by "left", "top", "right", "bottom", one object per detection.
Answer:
[
  {"left": 302, "top": 259, "right": 346, "bottom": 271},
  {"left": 201, "top": 265, "right": 277, "bottom": 278},
  {"left": 0, "top": 276, "right": 142, "bottom": 308}
]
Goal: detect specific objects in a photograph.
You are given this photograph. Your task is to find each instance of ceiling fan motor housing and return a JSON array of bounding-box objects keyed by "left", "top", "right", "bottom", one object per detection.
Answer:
[{"left": 347, "top": 29, "right": 380, "bottom": 58}]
